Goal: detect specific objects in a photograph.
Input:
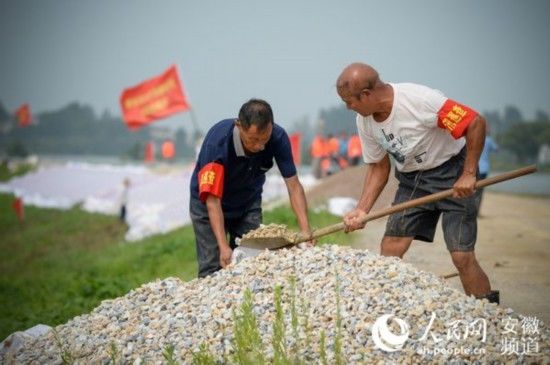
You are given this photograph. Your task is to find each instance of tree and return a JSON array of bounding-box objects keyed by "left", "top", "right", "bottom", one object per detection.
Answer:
[
  {"left": 318, "top": 105, "right": 356, "bottom": 136},
  {"left": 503, "top": 105, "right": 524, "bottom": 125},
  {"left": 125, "top": 142, "right": 144, "bottom": 161},
  {"left": 0, "top": 100, "right": 195, "bottom": 158},
  {"left": 7, "top": 140, "right": 29, "bottom": 157},
  {"left": 175, "top": 128, "right": 193, "bottom": 159},
  {"left": 483, "top": 110, "right": 502, "bottom": 134},
  {"left": 0, "top": 102, "right": 11, "bottom": 123},
  {"left": 535, "top": 110, "right": 549, "bottom": 122},
  {"left": 498, "top": 120, "right": 550, "bottom": 163}
]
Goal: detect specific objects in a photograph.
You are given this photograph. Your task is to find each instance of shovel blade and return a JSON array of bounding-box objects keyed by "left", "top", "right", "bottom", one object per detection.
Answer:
[{"left": 237, "top": 236, "right": 294, "bottom": 250}]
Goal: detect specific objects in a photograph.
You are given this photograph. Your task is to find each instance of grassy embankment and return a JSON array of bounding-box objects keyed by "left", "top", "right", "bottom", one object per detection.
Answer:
[
  {"left": 0, "top": 160, "right": 35, "bottom": 182},
  {"left": 0, "top": 193, "right": 352, "bottom": 341}
]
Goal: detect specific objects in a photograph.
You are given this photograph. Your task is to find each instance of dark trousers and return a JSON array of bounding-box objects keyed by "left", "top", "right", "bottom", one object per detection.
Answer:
[
  {"left": 189, "top": 198, "right": 262, "bottom": 278},
  {"left": 119, "top": 205, "right": 126, "bottom": 222}
]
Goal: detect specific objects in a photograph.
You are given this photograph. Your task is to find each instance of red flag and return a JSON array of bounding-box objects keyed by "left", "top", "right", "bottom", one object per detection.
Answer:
[
  {"left": 15, "top": 103, "right": 32, "bottom": 127},
  {"left": 161, "top": 140, "right": 175, "bottom": 160},
  {"left": 144, "top": 142, "right": 155, "bottom": 163},
  {"left": 289, "top": 133, "right": 301, "bottom": 166},
  {"left": 12, "top": 197, "right": 25, "bottom": 223},
  {"left": 120, "top": 65, "right": 190, "bottom": 129}
]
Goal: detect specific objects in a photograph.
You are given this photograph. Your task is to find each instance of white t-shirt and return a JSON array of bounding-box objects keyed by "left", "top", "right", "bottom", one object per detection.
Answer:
[{"left": 357, "top": 83, "right": 466, "bottom": 172}]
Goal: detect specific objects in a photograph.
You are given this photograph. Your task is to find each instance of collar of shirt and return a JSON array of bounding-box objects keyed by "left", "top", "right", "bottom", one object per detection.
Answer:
[{"left": 233, "top": 125, "right": 246, "bottom": 157}]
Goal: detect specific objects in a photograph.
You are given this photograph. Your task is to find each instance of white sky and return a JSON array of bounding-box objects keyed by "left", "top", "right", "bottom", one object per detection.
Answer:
[{"left": 1, "top": 0, "right": 549, "bottom": 133}]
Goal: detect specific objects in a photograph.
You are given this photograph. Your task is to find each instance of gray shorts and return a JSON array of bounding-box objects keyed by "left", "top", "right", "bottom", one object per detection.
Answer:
[
  {"left": 189, "top": 198, "right": 262, "bottom": 278},
  {"left": 385, "top": 148, "right": 479, "bottom": 252}
]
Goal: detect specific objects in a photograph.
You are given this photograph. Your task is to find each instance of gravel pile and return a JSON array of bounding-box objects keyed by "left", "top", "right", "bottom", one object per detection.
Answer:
[{"left": 2, "top": 245, "right": 548, "bottom": 364}]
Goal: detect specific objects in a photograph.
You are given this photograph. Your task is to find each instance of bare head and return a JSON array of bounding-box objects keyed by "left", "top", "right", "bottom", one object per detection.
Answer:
[
  {"left": 337, "top": 63, "right": 380, "bottom": 95},
  {"left": 235, "top": 98, "right": 274, "bottom": 154},
  {"left": 336, "top": 63, "right": 386, "bottom": 117}
]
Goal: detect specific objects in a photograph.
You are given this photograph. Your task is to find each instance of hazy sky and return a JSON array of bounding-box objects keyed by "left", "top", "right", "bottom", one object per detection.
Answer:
[{"left": 1, "top": 0, "right": 549, "bottom": 132}]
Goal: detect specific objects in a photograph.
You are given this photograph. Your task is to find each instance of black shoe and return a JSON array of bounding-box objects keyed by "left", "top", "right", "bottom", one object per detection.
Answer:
[{"left": 477, "top": 290, "right": 500, "bottom": 305}]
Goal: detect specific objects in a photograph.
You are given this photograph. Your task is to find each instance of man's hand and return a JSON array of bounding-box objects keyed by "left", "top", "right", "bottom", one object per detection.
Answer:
[
  {"left": 299, "top": 229, "right": 316, "bottom": 247},
  {"left": 343, "top": 208, "right": 368, "bottom": 233},
  {"left": 453, "top": 172, "right": 477, "bottom": 198},
  {"left": 219, "top": 244, "right": 233, "bottom": 268}
]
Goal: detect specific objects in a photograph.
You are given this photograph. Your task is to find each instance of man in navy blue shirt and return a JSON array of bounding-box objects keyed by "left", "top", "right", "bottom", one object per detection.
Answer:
[{"left": 190, "top": 99, "right": 312, "bottom": 277}]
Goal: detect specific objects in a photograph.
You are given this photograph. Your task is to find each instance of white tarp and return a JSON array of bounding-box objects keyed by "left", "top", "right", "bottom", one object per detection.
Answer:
[
  {"left": 327, "top": 197, "right": 358, "bottom": 216},
  {"left": 0, "top": 162, "right": 317, "bottom": 242},
  {"left": 0, "top": 162, "right": 150, "bottom": 210}
]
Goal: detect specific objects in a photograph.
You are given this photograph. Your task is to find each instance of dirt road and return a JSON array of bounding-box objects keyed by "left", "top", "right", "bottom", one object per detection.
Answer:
[{"left": 351, "top": 191, "right": 550, "bottom": 323}]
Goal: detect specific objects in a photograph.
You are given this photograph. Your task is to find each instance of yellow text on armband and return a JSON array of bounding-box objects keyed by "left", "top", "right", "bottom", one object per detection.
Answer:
[
  {"left": 200, "top": 171, "right": 216, "bottom": 186},
  {"left": 442, "top": 105, "right": 468, "bottom": 131}
]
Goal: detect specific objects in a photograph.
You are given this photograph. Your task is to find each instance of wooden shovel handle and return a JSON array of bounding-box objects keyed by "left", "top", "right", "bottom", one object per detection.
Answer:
[{"left": 296, "top": 165, "right": 537, "bottom": 243}]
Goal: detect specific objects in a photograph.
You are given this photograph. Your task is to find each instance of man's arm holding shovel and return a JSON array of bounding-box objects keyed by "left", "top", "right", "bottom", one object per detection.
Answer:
[{"left": 344, "top": 154, "right": 391, "bottom": 232}]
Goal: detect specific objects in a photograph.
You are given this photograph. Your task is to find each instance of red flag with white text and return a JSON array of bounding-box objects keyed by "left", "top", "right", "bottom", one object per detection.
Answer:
[{"left": 120, "top": 65, "right": 190, "bottom": 130}]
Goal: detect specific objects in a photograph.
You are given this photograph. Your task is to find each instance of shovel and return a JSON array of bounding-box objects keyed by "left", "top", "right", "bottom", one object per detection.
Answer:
[{"left": 237, "top": 165, "right": 537, "bottom": 250}]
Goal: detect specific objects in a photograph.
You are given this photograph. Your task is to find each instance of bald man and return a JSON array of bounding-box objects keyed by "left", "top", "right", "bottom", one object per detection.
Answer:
[{"left": 337, "top": 63, "right": 498, "bottom": 303}]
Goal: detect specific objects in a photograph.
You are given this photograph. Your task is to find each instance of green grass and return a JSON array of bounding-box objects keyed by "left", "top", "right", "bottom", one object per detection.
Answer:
[
  {"left": 0, "top": 193, "right": 197, "bottom": 340},
  {"left": 0, "top": 194, "right": 354, "bottom": 340}
]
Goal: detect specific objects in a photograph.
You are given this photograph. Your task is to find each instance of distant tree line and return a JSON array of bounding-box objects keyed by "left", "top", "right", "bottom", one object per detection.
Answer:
[
  {"left": 289, "top": 104, "right": 550, "bottom": 166},
  {"left": 1, "top": 100, "right": 549, "bottom": 165},
  {"left": 0, "top": 101, "right": 196, "bottom": 160},
  {"left": 485, "top": 106, "right": 550, "bottom": 164}
]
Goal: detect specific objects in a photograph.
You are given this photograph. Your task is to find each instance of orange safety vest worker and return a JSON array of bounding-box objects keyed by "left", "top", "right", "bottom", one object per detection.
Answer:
[
  {"left": 347, "top": 135, "right": 362, "bottom": 158},
  {"left": 311, "top": 135, "right": 325, "bottom": 158},
  {"left": 328, "top": 136, "right": 340, "bottom": 156},
  {"left": 162, "top": 140, "right": 176, "bottom": 159}
]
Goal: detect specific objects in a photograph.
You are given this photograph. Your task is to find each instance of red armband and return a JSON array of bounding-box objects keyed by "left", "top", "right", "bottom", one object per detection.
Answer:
[
  {"left": 437, "top": 99, "right": 478, "bottom": 139},
  {"left": 198, "top": 162, "right": 224, "bottom": 202}
]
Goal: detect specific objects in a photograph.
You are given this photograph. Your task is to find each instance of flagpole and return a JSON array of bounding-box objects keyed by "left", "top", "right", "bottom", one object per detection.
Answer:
[{"left": 189, "top": 106, "right": 200, "bottom": 134}]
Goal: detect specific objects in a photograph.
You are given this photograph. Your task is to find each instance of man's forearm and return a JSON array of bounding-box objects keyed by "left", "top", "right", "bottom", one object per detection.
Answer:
[
  {"left": 290, "top": 186, "right": 310, "bottom": 233},
  {"left": 357, "top": 155, "right": 391, "bottom": 213},
  {"left": 285, "top": 176, "right": 311, "bottom": 233},
  {"left": 205, "top": 196, "right": 228, "bottom": 248}
]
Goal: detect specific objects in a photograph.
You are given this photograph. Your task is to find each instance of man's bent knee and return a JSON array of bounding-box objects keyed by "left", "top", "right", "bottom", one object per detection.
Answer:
[
  {"left": 381, "top": 236, "right": 413, "bottom": 258},
  {"left": 450, "top": 251, "right": 476, "bottom": 271}
]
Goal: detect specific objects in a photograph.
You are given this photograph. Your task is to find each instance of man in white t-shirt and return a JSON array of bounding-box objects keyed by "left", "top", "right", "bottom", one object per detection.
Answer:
[{"left": 337, "top": 63, "right": 497, "bottom": 303}]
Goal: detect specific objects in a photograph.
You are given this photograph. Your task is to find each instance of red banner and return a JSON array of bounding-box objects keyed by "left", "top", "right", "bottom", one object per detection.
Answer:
[
  {"left": 15, "top": 103, "right": 32, "bottom": 127},
  {"left": 120, "top": 65, "right": 190, "bottom": 129},
  {"left": 144, "top": 142, "right": 155, "bottom": 163},
  {"left": 289, "top": 133, "right": 301, "bottom": 166}
]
